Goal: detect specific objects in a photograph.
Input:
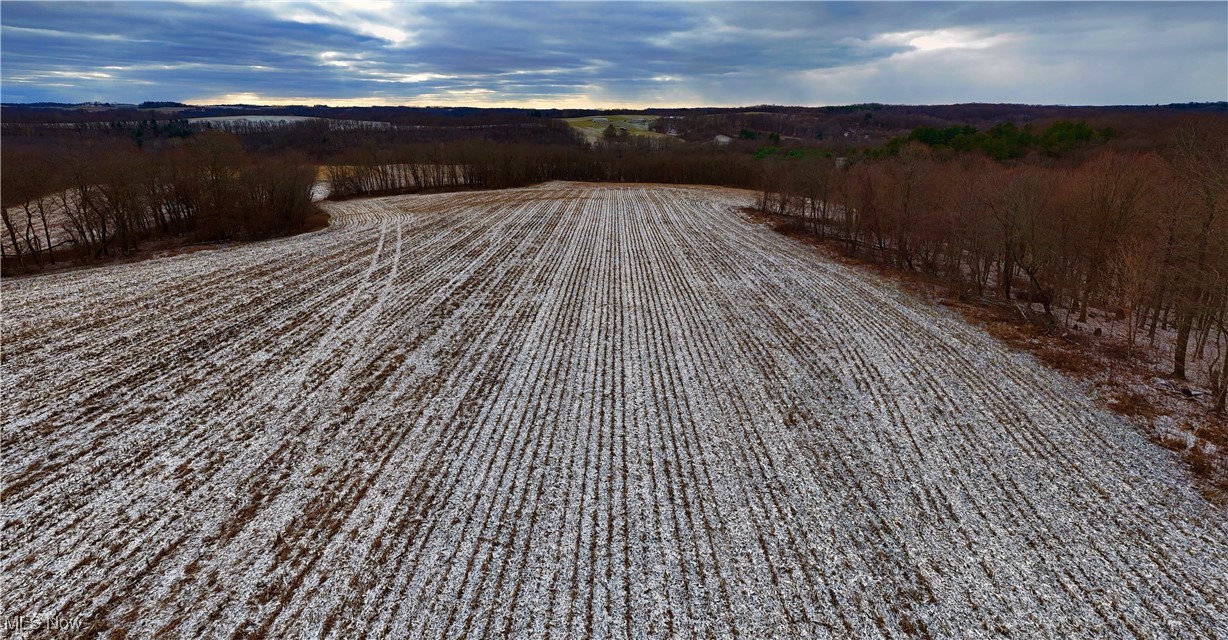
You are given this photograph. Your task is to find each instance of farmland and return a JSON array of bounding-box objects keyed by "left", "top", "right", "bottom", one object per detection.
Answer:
[
  {"left": 563, "top": 115, "right": 667, "bottom": 142},
  {"left": 2, "top": 183, "right": 1226, "bottom": 637}
]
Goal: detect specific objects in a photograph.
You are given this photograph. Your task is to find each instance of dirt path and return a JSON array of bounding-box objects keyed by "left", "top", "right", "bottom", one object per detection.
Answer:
[{"left": 3, "top": 183, "right": 1225, "bottom": 638}]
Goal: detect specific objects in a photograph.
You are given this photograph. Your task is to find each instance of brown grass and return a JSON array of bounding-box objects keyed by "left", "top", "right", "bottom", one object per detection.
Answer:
[
  {"left": 1109, "top": 391, "right": 1160, "bottom": 420},
  {"left": 301, "top": 210, "right": 332, "bottom": 233}
]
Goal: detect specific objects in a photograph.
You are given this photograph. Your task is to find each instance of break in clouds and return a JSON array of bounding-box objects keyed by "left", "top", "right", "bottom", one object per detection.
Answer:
[{"left": 2, "top": 1, "right": 1226, "bottom": 107}]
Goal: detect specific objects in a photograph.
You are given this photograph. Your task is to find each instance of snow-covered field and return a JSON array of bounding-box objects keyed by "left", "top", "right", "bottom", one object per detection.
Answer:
[
  {"left": 187, "top": 116, "right": 393, "bottom": 132},
  {"left": 186, "top": 115, "right": 324, "bottom": 124},
  {"left": 2, "top": 183, "right": 1225, "bottom": 638}
]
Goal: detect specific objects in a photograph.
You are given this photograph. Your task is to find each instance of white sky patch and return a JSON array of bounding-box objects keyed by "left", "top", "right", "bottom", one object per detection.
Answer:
[
  {"left": 195, "top": 92, "right": 267, "bottom": 104},
  {"left": 1, "top": 24, "right": 155, "bottom": 43},
  {"left": 318, "top": 51, "right": 362, "bottom": 68},
  {"left": 258, "top": 0, "right": 422, "bottom": 47},
  {"left": 322, "top": 59, "right": 455, "bottom": 84},
  {"left": 371, "top": 72, "right": 455, "bottom": 84},
  {"left": 786, "top": 29, "right": 1098, "bottom": 105},
  {"left": 189, "top": 91, "right": 425, "bottom": 107},
  {"left": 362, "top": 23, "right": 413, "bottom": 46},
  {"left": 493, "top": 67, "right": 584, "bottom": 78},
  {"left": 100, "top": 62, "right": 236, "bottom": 73},
  {"left": 867, "top": 28, "right": 1017, "bottom": 53},
  {"left": 48, "top": 70, "right": 114, "bottom": 80},
  {"left": 188, "top": 86, "right": 646, "bottom": 110},
  {"left": 10, "top": 70, "right": 115, "bottom": 82}
]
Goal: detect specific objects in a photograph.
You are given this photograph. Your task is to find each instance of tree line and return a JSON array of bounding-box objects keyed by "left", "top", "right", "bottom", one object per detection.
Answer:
[
  {"left": 881, "top": 120, "right": 1116, "bottom": 160},
  {"left": 757, "top": 117, "right": 1228, "bottom": 408},
  {"left": 2, "top": 132, "right": 316, "bottom": 271},
  {"left": 324, "top": 140, "right": 760, "bottom": 199}
]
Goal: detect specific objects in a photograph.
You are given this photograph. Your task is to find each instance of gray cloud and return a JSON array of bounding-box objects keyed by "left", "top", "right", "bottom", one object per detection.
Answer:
[{"left": 1, "top": 1, "right": 1224, "bottom": 106}]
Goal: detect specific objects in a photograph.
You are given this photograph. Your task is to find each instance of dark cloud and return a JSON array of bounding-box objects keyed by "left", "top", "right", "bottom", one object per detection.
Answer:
[{"left": 2, "top": 1, "right": 1224, "bottom": 106}]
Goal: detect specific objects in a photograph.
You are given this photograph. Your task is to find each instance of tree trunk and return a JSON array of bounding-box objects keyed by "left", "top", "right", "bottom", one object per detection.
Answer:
[
  {"left": 1174, "top": 308, "right": 1195, "bottom": 379},
  {"left": 1, "top": 208, "right": 26, "bottom": 270}
]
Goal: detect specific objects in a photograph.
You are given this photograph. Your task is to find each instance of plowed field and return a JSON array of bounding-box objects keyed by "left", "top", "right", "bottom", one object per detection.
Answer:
[{"left": 3, "top": 183, "right": 1225, "bottom": 638}]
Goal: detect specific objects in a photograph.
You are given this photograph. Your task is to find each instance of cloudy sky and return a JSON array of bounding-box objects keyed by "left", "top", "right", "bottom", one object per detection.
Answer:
[{"left": 2, "top": 1, "right": 1225, "bottom": 107}]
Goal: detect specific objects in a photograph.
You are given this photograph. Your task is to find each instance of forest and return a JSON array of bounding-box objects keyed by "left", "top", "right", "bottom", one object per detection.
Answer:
[
  {"left": 1, "top": 132, "right": 317, "bottom": 267},
  {"left": 756, "top": 116, "right": 1228, "bottom": 415}
]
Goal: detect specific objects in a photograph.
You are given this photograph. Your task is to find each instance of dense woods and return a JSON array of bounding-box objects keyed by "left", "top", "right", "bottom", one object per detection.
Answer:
[
  {"left": 1, "top": 133, "right": 316, "bottom": 270},
  {"left": 324, "top": 140, "right": 759, "bottom": 199},
  {"left": 757, "top": 116, "right": 1228, "bottom": 410}
]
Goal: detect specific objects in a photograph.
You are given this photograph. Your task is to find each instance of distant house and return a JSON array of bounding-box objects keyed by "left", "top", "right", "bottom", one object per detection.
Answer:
[{"left": 713, "top": 134, "right": 733, "bottom": 145}]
